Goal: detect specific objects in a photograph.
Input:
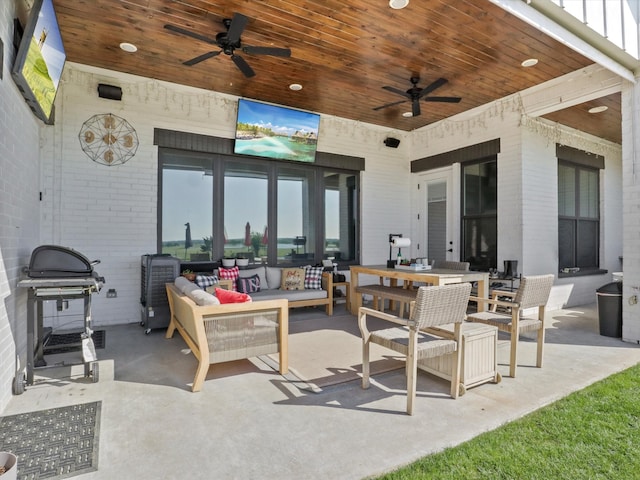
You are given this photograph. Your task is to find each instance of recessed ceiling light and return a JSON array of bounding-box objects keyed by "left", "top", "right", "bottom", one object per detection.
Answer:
[
  {"left": 521, "top": 58, "right": 538, "bottom": 67},
  {"left": 402, "top": 111, "right": 413, "bottom": 118},
  {"left": 389, "top": 0, "right": 409, "bottom": 9},
  {"left": 289, "top": 83, "right": 303, "bottom": 91},
  {"left": 119, "top": 42, "right": 138, "bottom": 53},
  {"left": 588, "top": 106, "right": 608, "bottom": 114}
]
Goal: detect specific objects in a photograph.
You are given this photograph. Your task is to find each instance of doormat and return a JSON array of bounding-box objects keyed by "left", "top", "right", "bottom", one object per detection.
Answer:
[
  {"left": 0, "top": 401, "right": 101, "bottom": 479},
  {"left": 44, "top": 330, "right": 105, "bottom": 356}
]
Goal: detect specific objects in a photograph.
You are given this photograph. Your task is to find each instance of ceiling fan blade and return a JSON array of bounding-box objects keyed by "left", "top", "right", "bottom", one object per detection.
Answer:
[
  {"left": 232, "top": 54, "right": 256, "bottom": 78},
  {"left": 372, "top": 99, "right": 407, "bottom": 111},
  {"left": 423, "top": 96, "right": 462, "bottom": 103},
  {"left": 243, "top": 46, "right": 291, "bottom": 57},
  {"left": 382, "top": 86, "right": 411, "bottom": 98},
  {"left": 183, "top": 51, "right": 221, "bottom": 66},
  {"left": 412, "top": 99, "right": 421, "bottom": 117},
  {"left": 227, "top": 13, "right": 248, "bottom": 44},
  {"left": 164, "top": 24, "right": 217, "bottom": 45},
  {"left": 418, "top": 77, "right": 449, "bottom": 99}
]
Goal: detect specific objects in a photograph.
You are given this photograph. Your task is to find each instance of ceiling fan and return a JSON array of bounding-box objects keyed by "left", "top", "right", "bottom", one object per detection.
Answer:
[
  {"left": 373, "top": 76, "right": 461, "bottom": 117},
  {"left": 164, "top": 13, "right": 291, "bottom": 78}
]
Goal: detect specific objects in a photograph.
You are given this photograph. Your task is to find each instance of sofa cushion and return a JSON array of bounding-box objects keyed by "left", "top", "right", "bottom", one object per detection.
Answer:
[
  {"left": 304, "top": 266, "right": 324, "bottom": 290},
  {"left": 186, "top": 288, "right": 220, "bottom": 306},
  {"left": 251, "top": 289, "right": 327, "bottom": 302},
  {"left": 281, "top": 267, "right": 305, "bottom": 290},
  {"left": 215, "top": 287, "right": 252, "bottom": 304},
  {"left": 218, "top": 266, "right": 240, "bottom": 291},
  {"left": 266, "top": 266, "right": 282, "bottom": 290},
  {"left": 238, "top": 267, "right": 267, "bottom": 289},
  {"left": 237, "top": 274, "right": 261, "bottom": 294}
]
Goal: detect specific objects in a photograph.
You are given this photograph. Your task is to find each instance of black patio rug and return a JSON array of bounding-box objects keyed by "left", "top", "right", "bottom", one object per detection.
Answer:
[
  {"left": 0, "top": 401, "right": 101, "bottom": 479},
  {"left": 44, "top": 330, "right": 105, "bottom": 356}
]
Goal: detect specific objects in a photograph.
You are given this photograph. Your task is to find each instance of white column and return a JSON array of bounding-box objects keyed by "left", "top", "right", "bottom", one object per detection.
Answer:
[{"left": 621, "top": 77, "right": 640, "bottom": 343}]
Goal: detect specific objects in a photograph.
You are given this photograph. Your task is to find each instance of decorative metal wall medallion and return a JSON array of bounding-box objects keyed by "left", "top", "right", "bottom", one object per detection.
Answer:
[{"left": 78, "top": 113, "right": 139, "bottom": 166}]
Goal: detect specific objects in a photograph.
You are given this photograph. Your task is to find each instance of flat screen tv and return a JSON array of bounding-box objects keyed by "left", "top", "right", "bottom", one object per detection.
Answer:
[
  {"left": 11, "top": 0, "right": 66, "bottom": 125},
  {"left": 234, "top": 98, "right": 320, "bottom": 163}
]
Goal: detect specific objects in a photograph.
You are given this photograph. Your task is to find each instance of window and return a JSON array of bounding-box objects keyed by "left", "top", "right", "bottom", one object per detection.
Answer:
[
  {"left": 461, "top": 159, "right": 497, "bottom": 270},
  {"left": 324, "top": 172, "right": 357, "bottom": 262},
  {"left": 558, "top": 162, "right": 599, "bottom": 270},
  {"left": 160, "top": 151, "right": 214, "bottom": 261},
  {"left": 159, "top": 149, "right": 359, "bottom": 266}
]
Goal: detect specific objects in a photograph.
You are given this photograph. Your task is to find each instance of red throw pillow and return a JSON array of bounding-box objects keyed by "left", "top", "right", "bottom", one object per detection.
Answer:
[{"left": 215, "top": 287, "right": 252, "bottom": 304}]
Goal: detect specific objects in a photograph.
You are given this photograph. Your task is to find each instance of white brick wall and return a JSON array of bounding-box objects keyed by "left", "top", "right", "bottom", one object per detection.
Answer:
[
  {"left": 0, "top": 1, "right": 42, "bottom": 412},
  {"left": 408, "top": 91, "right": 623, "bottom": 310},
  {"left": 37, "top": 63, "right": 409, "bottom": 330}
]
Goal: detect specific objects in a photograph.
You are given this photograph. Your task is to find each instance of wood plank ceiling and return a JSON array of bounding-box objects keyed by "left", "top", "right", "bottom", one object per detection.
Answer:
[{"left": 51, "top": 0, "right": 621, "bottom": 143}]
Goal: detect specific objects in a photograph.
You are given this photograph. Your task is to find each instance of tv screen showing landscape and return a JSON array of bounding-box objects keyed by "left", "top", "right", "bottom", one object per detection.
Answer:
[
  {"left": 11, "top": 0, "right": 66, "bottom": 124},
  {"left": 234, "top": 98, "right": 320, "bottom": 162}
]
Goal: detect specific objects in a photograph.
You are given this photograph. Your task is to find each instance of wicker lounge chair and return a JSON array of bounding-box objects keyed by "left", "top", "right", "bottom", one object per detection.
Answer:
[
  {"left": 467, "top": 274, "right": 554, "bottom": 378},
  {"left": 358, "top": 283, "right": 471, "bottom": 415}
]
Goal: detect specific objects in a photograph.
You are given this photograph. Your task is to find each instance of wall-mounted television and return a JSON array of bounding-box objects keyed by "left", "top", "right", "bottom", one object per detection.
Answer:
[
  {"left": 234, "top": 98, "right": 320, "bottom": 163},
  {"left": 11, "top": 0, "right": 66, "bottom": 125}
]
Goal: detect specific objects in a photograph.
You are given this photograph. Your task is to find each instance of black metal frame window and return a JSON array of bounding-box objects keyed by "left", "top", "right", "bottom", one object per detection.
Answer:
[
  {"left": 461, "top": 157, "right": 497, "bottom": 271},
  {"left": 158, "top": 148, "right": 359, "bottom": 267},
  {"left": 558, "top": 161, "right": 599, "bottom": 270}
]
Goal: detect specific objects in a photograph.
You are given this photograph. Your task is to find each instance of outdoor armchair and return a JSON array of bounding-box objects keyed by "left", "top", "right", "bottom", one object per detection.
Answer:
[
  {"left": 467, "top": 274, "right": 554, "bottom": 378},
  {"left": 358, "top": 283, "right": 472, "bottom": 415}
]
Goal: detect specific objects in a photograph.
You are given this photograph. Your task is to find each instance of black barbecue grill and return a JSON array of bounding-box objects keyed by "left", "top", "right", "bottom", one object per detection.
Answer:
[
  {"left": 27, "top": 244, "right": 104, "bottom": 280},
  {"left": 15, "top": 245, "right": 105, "bottom": 394}
]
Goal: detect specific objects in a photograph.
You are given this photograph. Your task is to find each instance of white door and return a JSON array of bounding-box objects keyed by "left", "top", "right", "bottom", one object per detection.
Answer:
[{"left": 418, "top": 169, "right": 456, "bottom": 263}]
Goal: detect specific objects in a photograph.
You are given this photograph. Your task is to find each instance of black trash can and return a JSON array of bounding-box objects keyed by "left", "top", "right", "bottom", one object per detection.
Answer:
[{"left": 596, "top": 281, "right": 623, "bottom": 337}]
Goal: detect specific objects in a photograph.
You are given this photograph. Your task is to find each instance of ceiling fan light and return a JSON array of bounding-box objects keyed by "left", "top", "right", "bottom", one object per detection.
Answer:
[
  {"left": 588, "top": 105, "right": 608, "bottom": 114},
  {"left": 402, "top": 111, "right": 413, "bottom": 118},
  {"left": 389, "top": 0, "right": 409, "bottom": 9},
  {"left": 521, "top": 58, "right": 538, "bottom": 67},
  {"left": 119, "top": 42, "right": 138, "bottom": 53}
]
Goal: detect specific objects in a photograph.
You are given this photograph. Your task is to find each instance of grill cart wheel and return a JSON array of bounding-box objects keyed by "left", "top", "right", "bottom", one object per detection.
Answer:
[
  {"left": 13, "top": 371, "right": 25, "bottom": 395},
  {"left": 91, "top": 362, "right": 99, "bottom": 383}
]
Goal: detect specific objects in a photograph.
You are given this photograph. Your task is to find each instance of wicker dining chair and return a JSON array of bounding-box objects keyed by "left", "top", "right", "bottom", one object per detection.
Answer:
[
  {"left": 358, "top": 282, "right": 471, "bottom": 415},
  {"left": 431, "top": 260, "right": 470, "bottom": 271},
  {"left": 467, "top": 274, "right": 554, "bottom": 378}
]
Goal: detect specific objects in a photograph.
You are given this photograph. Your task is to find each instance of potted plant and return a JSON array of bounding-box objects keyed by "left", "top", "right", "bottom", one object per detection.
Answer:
[
  {"left": 221, "top": 257, "right": 236, "bottom": 268},
  {"left": 182, "top": 269, "right": 197, "bottom": 282},
  {"left": 235, "top": 255, "right": 249, "bottom": 267}
]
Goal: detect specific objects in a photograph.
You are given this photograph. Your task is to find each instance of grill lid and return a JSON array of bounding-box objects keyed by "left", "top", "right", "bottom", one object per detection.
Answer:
[{"left": 27, "top": 245, "right": 100, "bottom": 278}]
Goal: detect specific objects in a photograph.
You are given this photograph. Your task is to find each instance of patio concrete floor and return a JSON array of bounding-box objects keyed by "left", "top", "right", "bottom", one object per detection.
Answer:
[{"left": 3, "top": 302, "right": 640, "bottom": 479}]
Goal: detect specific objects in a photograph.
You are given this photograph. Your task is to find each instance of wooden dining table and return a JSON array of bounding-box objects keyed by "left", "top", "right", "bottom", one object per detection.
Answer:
[{"left": 349, "top": 264, "right": 489, "bottom": 313}]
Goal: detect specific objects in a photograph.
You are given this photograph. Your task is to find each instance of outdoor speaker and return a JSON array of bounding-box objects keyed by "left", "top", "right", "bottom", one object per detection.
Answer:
[
  {"left": 384, "top": 137, "right": 400, "bottom": 148},
  {"left": 97, "top": 84, "right": 122, "bottom": 101}
]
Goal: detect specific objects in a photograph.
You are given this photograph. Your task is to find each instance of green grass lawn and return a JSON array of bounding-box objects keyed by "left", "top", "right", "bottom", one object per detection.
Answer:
[{"left": 377, "top": 363, "right": 640, "bottom": 479}]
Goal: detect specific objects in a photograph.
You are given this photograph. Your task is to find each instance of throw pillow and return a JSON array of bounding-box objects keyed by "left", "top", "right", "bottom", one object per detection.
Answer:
[
  {"left": 186, "top": 288, "right": 220, "bottom": 306},
  {"left": 239, "top": 267, "right": 268, "bottom": 289},
  {"left": 237, "top": 274, "right": 261, "bottom": 294},
  {"left": 218, "top": 266, "right": 240, "bottom": 291},
  {"left": 174, "top": 276, "right": 194, "bottom": 293},
  {"left": 304, "top": 266, "right": 324, "bottom": 290},
  {"left": 281, "top": 267, "right": 305, "bottom": 290},
  {"left": 215, "top": 287, "right": 252, "bottom": 304},
  {"left": 266, "top": 267, "right": 282, "bottom": 290},
  {"left": 195, "top": 274, "right": 218, "bottom": 290}
]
